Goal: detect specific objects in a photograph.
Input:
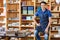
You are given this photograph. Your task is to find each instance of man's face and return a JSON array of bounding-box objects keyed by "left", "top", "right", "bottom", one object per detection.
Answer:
[{"left": 41, "top": 3, "right": 46, "bottom": 9}]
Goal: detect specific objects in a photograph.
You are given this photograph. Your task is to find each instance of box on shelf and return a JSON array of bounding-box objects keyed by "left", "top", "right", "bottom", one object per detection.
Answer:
[
  {"left": 52, "top": 21, "right": 57, "bottom": 24},
  {"left": 52, "top": 19, "right": 58, "bottom": 24},
  {"left": 54, "top": 34, "right": 60, "bottom": 38},
  {"left": 9, "top": 28, "right": 19, "bottom": 31},
  {"left": 6, "top": 30, "right": 16, "bottom": 36},
  {"left": 26, "top": 16, "right": 32, "bottom": 20},
  {"left": 10, "top": 37, "right": 18, "bottom": 40},
  {"left": 16, "top": 30, "right": 31, "bottom": 37},
  {"left": 8, "top": 22, "right": 19, "bottom": 26},
  {"left": 52, "top": 13, "right": 59, "bottom": 18},
  {"left": 11, "top": 17, "right": 19, "bottom": 20},
  {"left": 0, "top": 27, "right": 6, "bottom": 36}
]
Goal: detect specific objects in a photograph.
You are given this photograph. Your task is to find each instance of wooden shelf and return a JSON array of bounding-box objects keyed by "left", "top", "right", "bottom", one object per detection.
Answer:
[
  {"left": 8, "top": 26, "right": 19, "bottom": 28},
  {"left": 52, "top": 17, "right": 60, "bottom": 19},
  {"left": 0, "top": 0, "right": 5, "bottom": 27},
  {"left": 22, "top": 20, "right": 33, "bottom": 22},
  {"left": 51, "top": 24, "right": 60, "bottom": 26},
  {"left": 51, "top": 11, "right": 60, "bottom": 13},
  {"left": 51, "top": 30, "right": 58, "bottom": 32},
  {"left": 22, "top": 14, "right": 34, "bottom": 16},
  {"left": 0, "top": 16, "right": 5, "bottom": 18},
  {"left": 0, "top": 23, "right": 5, "bottom": 25},
  {"left": 27, "top": 36, "right": 34, "bottom": 38},
  {"left": 36, "top": 2, "right": 49, "bottom": 4},
  {"left": 22, "top": 5, "right": 34, "bottom": 7},
  {"left": 7, "top": 3, "right": 19, "bottom": 5},
  {"left": 20, "top": 26, "right": 34, "bottom": 28},
  {"left": 51, "top": 36, "right": 60, "bottom": 38},
  {"left": 7, "top": 11, "right": 19, "bottom": 13},
  {"left": 8, "top": 20, "right": 19, "bottom": 22}
]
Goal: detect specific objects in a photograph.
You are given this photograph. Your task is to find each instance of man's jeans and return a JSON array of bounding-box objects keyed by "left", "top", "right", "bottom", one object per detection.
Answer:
[{"left": 34, "top": 30, "right": 48, "bottom": 40}]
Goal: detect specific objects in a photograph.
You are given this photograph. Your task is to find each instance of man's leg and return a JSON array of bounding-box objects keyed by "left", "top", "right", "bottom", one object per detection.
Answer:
[
  {"left": 44, "top": 33, "right": 48, "bottom": 40},
  {"left": 34, "top": 30, "right": 41, "bottom": 40}
]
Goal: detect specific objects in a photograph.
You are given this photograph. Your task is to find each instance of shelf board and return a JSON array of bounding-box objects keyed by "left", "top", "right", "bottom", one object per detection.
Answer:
[
  {"left": 0, "top": 23, "right": 5, "bottom": 25},
  {"left": 8, "top": 20, "right": 19, "bottom": 22},
  {"left": 0, "top": 7, "right": 4, "bottom": 8},
  {"left": 8, "top": 26, "right": 19, "bottom": 28},
  {"left": 51, "top": 30, "right": 58, "bottom": 32},
  {"left": 21, "top": 22, "right": 32, "bottom": 23},
  {"left": 51, "top": 36, "right": 60, "bottom": 38},
  {"left": 22, "top": 20, "right": 33, "bottom": 22},
  {"left": 20, "top": 26, "right": 34, "bottom": 28},
  {"left": 7, "top": 11, "right": 19, "bottom": 13},
  {"left": 22, "top": 5, "right": 34, "bottom": 7},
  {"left": 28, "top": 35, "right": 44, "bottom": 38},
  {"left": 50, "top": 34, "right": 60, "bottom": 38},
  {"left": 22, "top": 14, "right": 34, "bottom": 16},
  {"left": 51, "top": 11, "right": 60, "bottom": 13},
  {"left": 0, "top": 16, "right": 5, "bottom": 18},
  {"left": 7, "top": 3, "right": 19, "bottom": 5},
  {"left": 51, "top": 24, "right": 60, "bottom": 26},
  {"left": 27, "top": 36, "right": 34, "bottom": 38},
  {"left": 52, "top": 17, "right": 60, "bottom": 19}
]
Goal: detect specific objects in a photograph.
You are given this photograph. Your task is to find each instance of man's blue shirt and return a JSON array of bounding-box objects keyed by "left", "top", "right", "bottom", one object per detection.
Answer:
[{"left": 35, "top": 7, "right": 52, "bottom": 31}]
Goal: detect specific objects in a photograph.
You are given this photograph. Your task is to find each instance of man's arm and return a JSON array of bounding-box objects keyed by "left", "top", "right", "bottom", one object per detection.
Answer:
[
  {"left": 45, "top": 10, "right": 52, "bottom": 33},
  {"left": 33, "top": 15, "right": 38, "bottom": 24},
  {"left": 33, "top": 15, "right": 40, "bottom": 26},
  {"left": 46, "top": 17, "right": 52, "bottom": 29},
  {"left": 45, "top": 17, "right": 52, "bottom": 33}
]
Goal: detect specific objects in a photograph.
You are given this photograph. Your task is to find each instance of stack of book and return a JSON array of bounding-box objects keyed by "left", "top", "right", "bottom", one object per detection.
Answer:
[
  {"left": 22, "top": 16, "right": 32, "bottom": 20},
  {"left": 22, "top": 6, "right": 34, "bottom": 15},
  {"left": 22, "top": 6, "right": 27, "bottom": 14},
  {"left": 28, "top": 6, "right": 34, "bottom": 15}
]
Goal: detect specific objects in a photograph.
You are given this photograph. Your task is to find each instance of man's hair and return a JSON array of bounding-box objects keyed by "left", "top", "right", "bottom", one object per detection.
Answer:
[{"left": 40, "top": 1, "right": 47, "bottom": 4}]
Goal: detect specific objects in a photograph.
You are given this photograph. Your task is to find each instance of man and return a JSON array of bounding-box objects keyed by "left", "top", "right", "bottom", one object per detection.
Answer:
[{"left": 33, "top": 1, "right": 52, "bottom": 40}]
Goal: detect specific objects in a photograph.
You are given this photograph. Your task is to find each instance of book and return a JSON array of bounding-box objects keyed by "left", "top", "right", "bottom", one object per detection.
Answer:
[
  {"left": 28, "top": 6, "right": 34, "bottom": 15},
  {"left": 22, "top": 6, "right": 27, "bottom": 14}
]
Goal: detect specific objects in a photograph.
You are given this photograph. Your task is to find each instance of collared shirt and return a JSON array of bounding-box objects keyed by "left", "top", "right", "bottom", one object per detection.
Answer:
[{"left": 35, "top": 7, "right": 52, "bottom": 31}]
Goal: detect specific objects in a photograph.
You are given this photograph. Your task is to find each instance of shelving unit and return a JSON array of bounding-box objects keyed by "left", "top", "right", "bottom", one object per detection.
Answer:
[
  {"left": 5, "top": 0, "right": 60, "bottom": 40},
  {"left": 20, "top": 0, "right": 35, "bottom": 40},
  {"left": 0, "top": 0, "right": 6, "bottom": 28},
  {"left": 6, "top": 0, "right": 20, "bottom": 31},
  {"left": 50, "top": 0, "right": 60, "bottom": 40}
]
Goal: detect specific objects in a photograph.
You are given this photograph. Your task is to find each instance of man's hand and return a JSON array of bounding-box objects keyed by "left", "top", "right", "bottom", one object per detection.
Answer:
[{"left": 45, "top": 28, "right": 48, "bottom": 34}]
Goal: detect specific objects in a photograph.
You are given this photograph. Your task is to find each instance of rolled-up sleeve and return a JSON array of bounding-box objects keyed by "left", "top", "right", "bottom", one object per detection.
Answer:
[
  {"left": 35, "top": 9, "right": 40, "bottom": 17},
  {"left": 48, "top": 11, "right": 52, "bottom": 17}
]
